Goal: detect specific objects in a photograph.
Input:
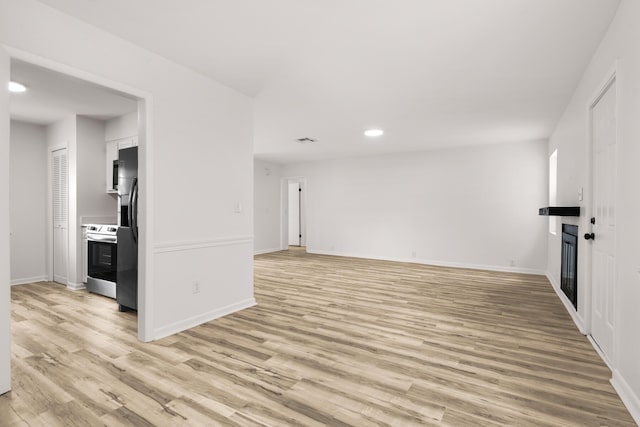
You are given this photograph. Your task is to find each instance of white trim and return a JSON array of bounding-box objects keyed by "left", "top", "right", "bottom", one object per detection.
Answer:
[
  {"left": 10, "top": 276, "right": 48, "bottom": 286},
  {"left": 611, "top": 370, "right": 640, "bottom": 426},
  {"left": 307, "top": 248, "right": 546, "bottom": 275},
  {"left": 153, "top": 298, "right": 256, "bottom": 340},
  {"left": 587, "top": 334, "right": 612, "bottom": 369},
  {"left": 137, "top": 98, "right": 154, "bottom": 343},
  {"left": 3, "top": 46, "right": 152, "bottom": 101},
  {"left": 4, "top": 44, "right": 155, "bottom": 343},
  {"left": 588, "top": 62, "right": 618, "bottom": 108},
  {"left": 254, "top": 248, "right": 282, "bottom": 255},
  {"left": 546, "top": 272, "right": 586, "bottom": 334},
  {"left": 154, "top": 236, "right": 253, "bottom": 254},
  {"left": 66, "top": 282, "right": 86, "bottom": 291}
]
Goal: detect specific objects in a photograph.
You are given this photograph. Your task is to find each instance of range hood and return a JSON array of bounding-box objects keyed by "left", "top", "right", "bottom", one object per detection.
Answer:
[{"left": 538, "top": 207, "right": 580, "bottom": 216}]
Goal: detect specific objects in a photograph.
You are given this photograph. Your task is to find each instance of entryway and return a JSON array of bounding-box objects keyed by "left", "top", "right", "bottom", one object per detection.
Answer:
[
  {"left": 1, "top": 46, "right": 152, "bottom": 395},
  {"left": 282, "top": 177, "right": 306, "bottom": 251}
]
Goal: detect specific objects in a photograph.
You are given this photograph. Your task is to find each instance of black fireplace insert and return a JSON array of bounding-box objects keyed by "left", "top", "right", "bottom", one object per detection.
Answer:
[{"left": 561, "top": 224, "right": 578, "bottom": 309}]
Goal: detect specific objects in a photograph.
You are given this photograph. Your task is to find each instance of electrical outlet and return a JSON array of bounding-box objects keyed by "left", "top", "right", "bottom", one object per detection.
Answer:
[
  {"left": 411, "top": 250, "right": 417, "bottom": 258},
  {"left": 193, "top": 282, "right": 200, "bottom": 294},
  {"left": 509, "top": 259, "right": 516, "bottom": 267}
]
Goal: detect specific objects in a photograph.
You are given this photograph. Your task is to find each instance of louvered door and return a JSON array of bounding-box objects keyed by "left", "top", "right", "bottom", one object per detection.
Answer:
[{"left": 52, "top": 148, "right": 68, "bottom": 284}]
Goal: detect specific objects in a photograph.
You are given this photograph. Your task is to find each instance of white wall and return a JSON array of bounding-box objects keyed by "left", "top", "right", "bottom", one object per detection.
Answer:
[
  {"left": 0, "top": 0, "right": 254, "bottom": 345},
  {"left": 547, "top": 0, "right": 640, "bottom": 422},
  {"left": 76, "top": 116, "right": 117, "bottom": 220},
  {"left": 282, "top": 140, "right": 548, "bottom": 273},
  {"left": 253, "top": 160, "right": 282, "bottom": 254},
  {"left": 105, "top": 111, "right": 137, "bottom": 141},
  {"left": 9, "top": 121, "right": 47, "bottom": 285}
]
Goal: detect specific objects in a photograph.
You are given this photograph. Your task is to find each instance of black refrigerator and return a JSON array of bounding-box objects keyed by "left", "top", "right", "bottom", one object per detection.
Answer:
[{"left": 117, "top": 146, "right": 138, "bottom": 312}]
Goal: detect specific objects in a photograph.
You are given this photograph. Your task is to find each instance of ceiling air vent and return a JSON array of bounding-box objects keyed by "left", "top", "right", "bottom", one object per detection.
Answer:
[{"left": 296, "top": 137, "right": 317, "bottom": 144}]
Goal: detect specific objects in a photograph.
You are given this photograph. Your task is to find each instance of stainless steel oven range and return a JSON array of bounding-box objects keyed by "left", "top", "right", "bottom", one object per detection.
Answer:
[{"left": 86, "top": 224, "right": 118, "bottom": 299}]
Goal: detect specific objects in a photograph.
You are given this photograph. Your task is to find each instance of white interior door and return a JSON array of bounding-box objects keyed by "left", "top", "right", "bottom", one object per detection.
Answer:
[
  {"left": 52, "top": 148, "right": 68, "bottom": 284},
  {"left": 288, "top": 182, "right": 300, "bottom": 246},
  {"left": 0, "top": 45, "right": 12, "bottom": 395},
  {"left": 590, "top": 78, "right": 617, "bottom": 364}
]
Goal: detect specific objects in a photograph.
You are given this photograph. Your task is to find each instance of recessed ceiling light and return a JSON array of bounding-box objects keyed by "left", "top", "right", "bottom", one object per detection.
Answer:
[
  {"left": 364, "top": 129, "right": 384, "bottom": 137},
  {"left": 8, "top": 81, "right": 27, "bottom": 93}
]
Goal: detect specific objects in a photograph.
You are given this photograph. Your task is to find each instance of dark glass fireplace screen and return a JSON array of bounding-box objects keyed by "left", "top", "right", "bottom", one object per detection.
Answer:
[{"left": 561, "top": 224, "right": 578, "bottom": 309}]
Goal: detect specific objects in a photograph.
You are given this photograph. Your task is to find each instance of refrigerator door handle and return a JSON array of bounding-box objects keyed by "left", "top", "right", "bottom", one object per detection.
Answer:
[
  {"left": 131, "top": 178, "right": 139, "bottom": 244},
  {"left": 127, "top": 178, "right": 134, "bottom": 229}
]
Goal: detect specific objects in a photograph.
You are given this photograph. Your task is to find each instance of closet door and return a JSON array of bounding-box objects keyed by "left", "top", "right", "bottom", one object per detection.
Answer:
[{"left": 52, "top": 148, "right": 68, "bottom": 284}]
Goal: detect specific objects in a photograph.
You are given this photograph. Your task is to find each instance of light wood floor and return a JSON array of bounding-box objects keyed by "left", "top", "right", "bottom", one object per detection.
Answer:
[{"left": 1, "top": 249, "right": 635, "bottom": 426}]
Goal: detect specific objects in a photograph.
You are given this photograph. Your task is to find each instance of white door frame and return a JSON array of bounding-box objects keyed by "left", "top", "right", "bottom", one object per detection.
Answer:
[
  {"left": 3, "top": 45, "right": 155, "bottom": 343},
  {"left": 584, "top": 62, "right": 619, "bottom": 368},
  {"left": 1, "top": 44, "right": 11, "bottom": 395},
  {"left": 280, "top": 176, "right": 307, "bottom": 250}
]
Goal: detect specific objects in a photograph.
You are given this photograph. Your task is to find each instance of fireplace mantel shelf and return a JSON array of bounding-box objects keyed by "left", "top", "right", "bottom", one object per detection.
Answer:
[{"left": 538, "top": 207, "right": 581, "bottom": 217}]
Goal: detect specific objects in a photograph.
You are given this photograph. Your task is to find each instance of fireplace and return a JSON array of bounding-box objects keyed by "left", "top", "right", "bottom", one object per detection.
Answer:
[{"left": 561, "top": 224, "right": 578, "bottom": 309}]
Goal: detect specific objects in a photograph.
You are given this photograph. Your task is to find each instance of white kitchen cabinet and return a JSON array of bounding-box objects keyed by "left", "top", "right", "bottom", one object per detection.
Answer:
[
  {"left": 118, "top": 136, "right": 138, "bottom": 150},
  {"left": 106, "top": 136, "right": 137, "bottom": 193}
]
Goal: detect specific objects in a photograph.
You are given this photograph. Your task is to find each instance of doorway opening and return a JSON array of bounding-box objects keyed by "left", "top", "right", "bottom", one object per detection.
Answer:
[
  {"left": 281, "top": 177, "right": 306, "bottom": 252},
  {"left": 6, "top": 53, "right": 151, "bottom": 344},
  {"left": 288, "top": 181, "right": 302, "bottom": 247}
]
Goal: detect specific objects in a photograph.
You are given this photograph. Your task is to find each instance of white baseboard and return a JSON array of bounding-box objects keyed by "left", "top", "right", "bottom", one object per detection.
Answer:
[
  {"left": 612, "top": 370, "right": 640, "bottom": 425},
  {"left": 66, "top": 282, "right": 86, "bottom": 291},
  {"left": 545, "top": 273, "right": 586, "bottom": 334},
  {"left": 10, "top": 276, "right": 48, "bottom": 286},
  {"left": 254, "top": 248, "right": 282, "bottom": 255},
  {"left": 307, "top": 248, "right": 546, "bottom": 276},
  {"left": 153, "top": 298, "right": 257, "bottom": 340}
]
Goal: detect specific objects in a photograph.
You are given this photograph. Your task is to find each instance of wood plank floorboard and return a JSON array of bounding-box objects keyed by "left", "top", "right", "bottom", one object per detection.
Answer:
[{"left": 1, "top": 248, "right": 635, "bottom": 426}]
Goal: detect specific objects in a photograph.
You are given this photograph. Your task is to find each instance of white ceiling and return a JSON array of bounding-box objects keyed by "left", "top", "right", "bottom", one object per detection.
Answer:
[
  {"left": 36, "top": 0, "right": 620, "bottom": 163},
  {"left": 10, "top": 59, "right": 137, "bottom": 126}
]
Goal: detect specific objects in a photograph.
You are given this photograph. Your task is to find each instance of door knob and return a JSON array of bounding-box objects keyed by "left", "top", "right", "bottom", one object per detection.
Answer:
[{"left": 584, "top": 233, "right": 595, "bottom": 240}]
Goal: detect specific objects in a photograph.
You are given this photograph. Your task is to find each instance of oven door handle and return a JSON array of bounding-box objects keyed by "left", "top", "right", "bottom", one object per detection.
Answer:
[{"left": 87, "top": 235, "right": 117, "bottom": 243}]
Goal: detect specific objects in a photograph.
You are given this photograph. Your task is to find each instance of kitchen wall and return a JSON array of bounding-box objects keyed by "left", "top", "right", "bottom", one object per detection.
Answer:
[
  {"left": 15, "top": 116, "right": 117, "bottom": 289},
  {"left": 9, "top": 120, "right": 47, "bottom": 285},
  {"left": 546, "top": 0, "right": 640, "bottom": 422},
  {"left": 105, "top": 111, "right": 137, "bottom": 141},
  {"left": 253, "top": 159, "right": 282, "bottom": 254},
  {"left": 280, "top": 140, "right": 548, "bottom": 273},
  {"left": 0, "top": 0, "right": 254, "bottom": 344}
]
